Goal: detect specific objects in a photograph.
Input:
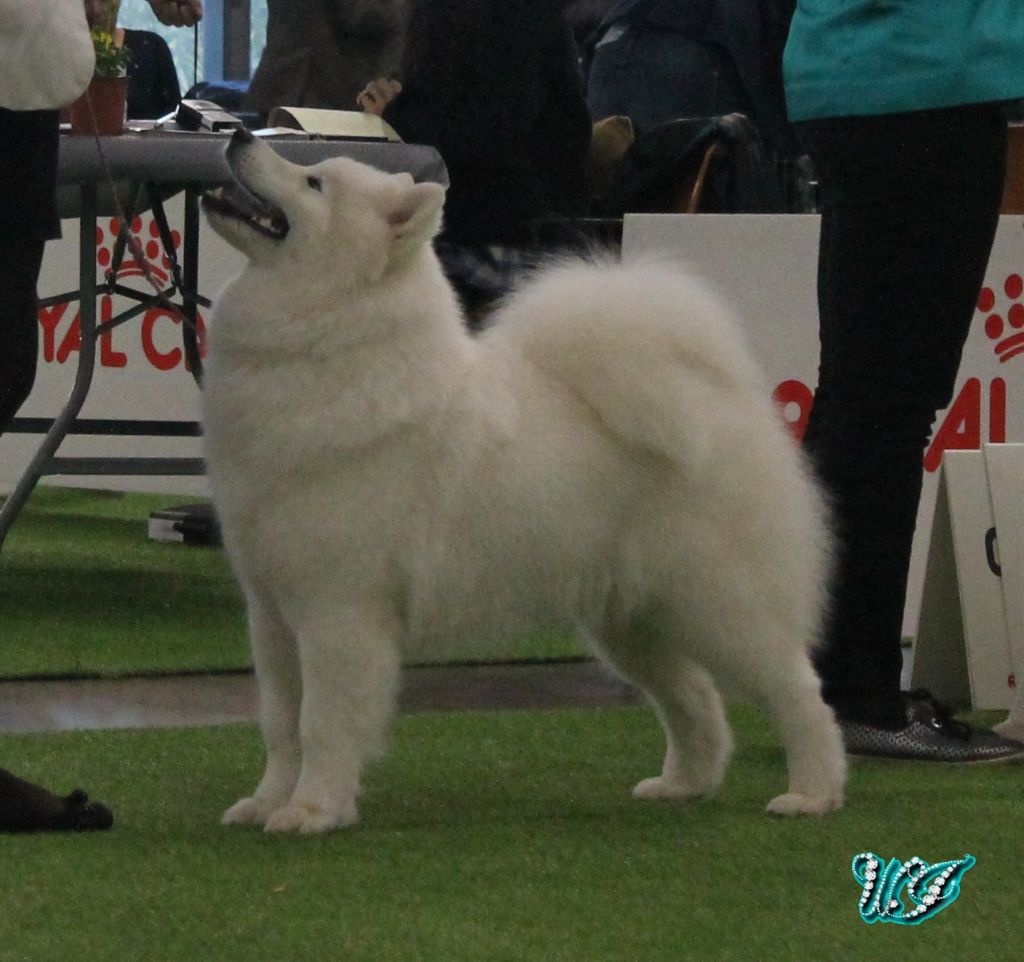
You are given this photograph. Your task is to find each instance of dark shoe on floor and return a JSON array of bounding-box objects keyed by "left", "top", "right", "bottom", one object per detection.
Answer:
[
  {"left": 840, "top": 689, "right": 1024, "bottom": 763},
  {"left": 0, "top": 766, "right": 114, "bottom": 833},
  {"left": 50, "top": 789, "right": 115, "bottom": 832}
]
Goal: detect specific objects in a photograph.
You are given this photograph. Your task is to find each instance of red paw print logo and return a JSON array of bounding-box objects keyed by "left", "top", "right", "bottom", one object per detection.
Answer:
[
  {"left": 94, "top": 215, "right": 181, "bottom": 287},
  {"left": 978, "top": 273, "right": 1024, "bottom": 363}
]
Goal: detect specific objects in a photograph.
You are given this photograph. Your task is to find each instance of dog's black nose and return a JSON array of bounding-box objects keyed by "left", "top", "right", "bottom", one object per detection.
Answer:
[{"left": 232, "top": 127, "right": 255, "bottom": 146}]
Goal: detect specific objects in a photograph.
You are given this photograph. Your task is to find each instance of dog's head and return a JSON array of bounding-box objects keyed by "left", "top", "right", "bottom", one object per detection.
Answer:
[{"left": 202, "top": 129, "right": 446, "bottom": 283}]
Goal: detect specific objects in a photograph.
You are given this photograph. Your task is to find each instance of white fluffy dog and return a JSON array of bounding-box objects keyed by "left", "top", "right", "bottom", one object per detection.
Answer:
[{"left": 201, "top": 129, "right": 846, "bottom": 834}]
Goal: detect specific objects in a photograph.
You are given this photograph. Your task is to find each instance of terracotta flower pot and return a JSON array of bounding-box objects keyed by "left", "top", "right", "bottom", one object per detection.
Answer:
[{"left": 69, "top": 76, "right": 127, "bottom": 137}]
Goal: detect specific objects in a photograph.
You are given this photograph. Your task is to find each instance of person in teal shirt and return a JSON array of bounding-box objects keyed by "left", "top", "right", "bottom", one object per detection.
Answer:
[
  {"left": 782, "top": 1, "right": 1024, "bottom": 762},
  {"left": 785, "top": 1, "right": 1023, "bottom": 121}
]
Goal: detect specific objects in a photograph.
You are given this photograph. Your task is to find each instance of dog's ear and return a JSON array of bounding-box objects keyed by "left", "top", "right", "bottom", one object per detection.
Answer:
[{"left": 387, "top": 181, "right": 446, "bottom": 250}]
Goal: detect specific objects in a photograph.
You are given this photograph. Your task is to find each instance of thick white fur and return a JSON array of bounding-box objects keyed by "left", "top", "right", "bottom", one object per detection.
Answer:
[{"left": 202, "top": 135, "right": 846, "bottom": 834}]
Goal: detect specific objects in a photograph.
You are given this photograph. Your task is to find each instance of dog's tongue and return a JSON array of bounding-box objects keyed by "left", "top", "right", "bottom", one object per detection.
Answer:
[
  {"left": 218, "top": 182, "right": 275, "bottom": 220},
  {"left": 206, "top": 182, "right": 289, "bottom": 238}
]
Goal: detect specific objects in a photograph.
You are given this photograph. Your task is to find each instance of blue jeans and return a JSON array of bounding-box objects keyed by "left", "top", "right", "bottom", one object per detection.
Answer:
[{"left": 795, "top": 103, "right": 1008, "bottom": 726}]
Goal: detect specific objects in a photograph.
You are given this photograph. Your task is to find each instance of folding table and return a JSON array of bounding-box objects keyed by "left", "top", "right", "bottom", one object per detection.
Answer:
[{"left": 0, "top": 131, "right": 448, "bottom": 551}]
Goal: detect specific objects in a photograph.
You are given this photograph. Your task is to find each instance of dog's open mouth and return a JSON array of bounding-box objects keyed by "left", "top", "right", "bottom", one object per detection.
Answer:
[{"left": 202, "top": 182, "right": 290, "bottom": 240}]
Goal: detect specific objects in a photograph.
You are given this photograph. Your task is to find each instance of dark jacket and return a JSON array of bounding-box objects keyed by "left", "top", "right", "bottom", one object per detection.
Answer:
[
  {"left": 123, "top": 29, "right": 181, "bottom": 120},
  {"left": 590, "top": 0, "right": 796, "bottom": 155},
  {"left": 383, "top": 1, "right": 591, "bottom": 247},
  {"left": 247, "top": 0, "right": 407, "bottom": 117}
]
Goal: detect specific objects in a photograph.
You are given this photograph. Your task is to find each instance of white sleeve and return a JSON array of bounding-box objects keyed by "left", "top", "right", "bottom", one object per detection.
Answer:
[{"left": 0, "top": 0, "right": 95, "bottom": 111}]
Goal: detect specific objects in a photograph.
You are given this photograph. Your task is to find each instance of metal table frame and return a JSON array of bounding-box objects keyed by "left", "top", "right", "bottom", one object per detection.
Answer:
[{"left": 0, "top": 132, "right": 447, "bottom": 552}]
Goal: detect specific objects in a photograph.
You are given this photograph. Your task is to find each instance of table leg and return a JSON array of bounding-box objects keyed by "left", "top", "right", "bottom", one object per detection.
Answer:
[
  {"left": 0, "top": 186, "right": 99, "bottom": 553},
  {"left": 182, "top": 187, "right": 202, "bottom": 382}
]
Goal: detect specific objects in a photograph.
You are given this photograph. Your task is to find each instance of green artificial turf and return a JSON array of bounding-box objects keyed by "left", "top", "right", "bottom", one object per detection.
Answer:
[
  {"left": 0, "top": 487, "right": 583, "bottom": 679},
  {"left": 2, "top": 705, "right": 1020, "bottom": 962},
  {"left": 1, "top": 488, "right": 250, "bottom": 678}
]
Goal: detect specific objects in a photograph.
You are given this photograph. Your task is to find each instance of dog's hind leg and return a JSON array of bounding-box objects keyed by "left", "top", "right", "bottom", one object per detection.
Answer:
[
  {"left": 695, "top": 620, "right": 846, "bottom": 816},
  {"left": 264, "top": 603, "right": 401, "bottom": 834},
  {"left": 592, "top": 630, "right": 734, "bottom": 803},
  {"left": 747, "top": 652, "right": 846, "bottom": 817},
  {"left": 633, "top": 661, "right": 735, "bottom": 803},
  {"left": 223, "top": 596, "right": 302, "bottom": 827}
]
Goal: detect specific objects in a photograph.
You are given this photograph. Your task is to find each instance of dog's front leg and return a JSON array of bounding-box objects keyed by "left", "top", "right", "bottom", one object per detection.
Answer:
[
  {"left": 264, "top": 604, "right": 402, "bottom": 834},
  {"left": 223, "top": 597, "right": 302, "bottom": 827}
]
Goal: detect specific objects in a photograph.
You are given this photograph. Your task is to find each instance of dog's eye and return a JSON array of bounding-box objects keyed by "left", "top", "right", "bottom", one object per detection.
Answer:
[{"left": 307, "top": 176, "right": 322, "bottom": 191}]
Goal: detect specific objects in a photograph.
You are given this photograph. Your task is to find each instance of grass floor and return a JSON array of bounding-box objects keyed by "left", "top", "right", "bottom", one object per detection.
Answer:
[
  {"left": 0, "top": 487, "right": 582, "bottom": 679},
  {"left": 2, "top": 706, "right": 1021, "bottom": 962}
]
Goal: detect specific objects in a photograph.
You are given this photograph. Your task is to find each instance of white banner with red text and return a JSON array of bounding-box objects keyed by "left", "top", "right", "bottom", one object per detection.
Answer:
[
  {"left": 622, "top": 213, "right": 1024, "bottom": 641},
  {"left": 2, "top": 211, "right": 1022, "bottom": 639}
]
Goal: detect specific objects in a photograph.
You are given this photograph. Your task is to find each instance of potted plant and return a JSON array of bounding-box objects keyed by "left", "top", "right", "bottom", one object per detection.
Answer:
[{"left": 69, "top": 2, "right": 132, "bottom": 136}]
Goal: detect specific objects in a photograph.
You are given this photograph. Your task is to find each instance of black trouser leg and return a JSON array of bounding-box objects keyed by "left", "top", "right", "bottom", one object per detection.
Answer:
[
  {"left": 0, "top": 239, "right": 44, "bottom": 434},
  {"left": 796, "top": 104, "right": 1007, "bottom": 726}
]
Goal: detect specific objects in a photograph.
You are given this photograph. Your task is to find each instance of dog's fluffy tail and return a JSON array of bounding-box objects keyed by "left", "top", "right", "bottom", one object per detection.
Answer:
[{"left": 488, "top": 258, "right": 776, "bottom": 475}]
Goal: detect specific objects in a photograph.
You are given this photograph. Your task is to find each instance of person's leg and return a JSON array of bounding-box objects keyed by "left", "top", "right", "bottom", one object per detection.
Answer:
[
  {"left": 0, "top": 109, "right": 58, "bottom": 434},
  {"left": 797, "top": 104, "right": 1008, "bottom": 728},
  {"left": 0, "top": 239, "right": 44, "bottom": 434}
]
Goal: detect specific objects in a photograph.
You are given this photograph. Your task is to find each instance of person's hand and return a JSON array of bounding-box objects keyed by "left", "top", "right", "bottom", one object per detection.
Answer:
[
  {"left": 356, "top": 78, "right": 402, "bottom": 116},
  {"left": 146, "top": 0, "right": 203, "bottom": 27}
]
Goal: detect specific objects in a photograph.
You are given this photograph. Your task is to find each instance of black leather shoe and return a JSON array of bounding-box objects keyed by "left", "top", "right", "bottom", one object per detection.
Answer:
[
  {"left": 50, "top": 790, "right": 114, "bottom": 832},
  {"left": 840, "top": 689, "right": 1024, "bottom": 763},
  {"left": 0, "top": 768, "right": 114, "bottom": 833}
]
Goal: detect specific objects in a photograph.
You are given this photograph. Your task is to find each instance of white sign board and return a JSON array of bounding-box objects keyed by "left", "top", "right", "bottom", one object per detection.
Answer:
[
  {"left": 3, "top": 211, "right": 1023, "bottom": 645},
  {"left": 0, "top": 194, "right": 245, "bottom": 498},
  {"left": 911, "top": 446, "right": 1024, "bottom": 710},
  {"left": 622, "top": 213, "right": 1024, "bottom": 640}
]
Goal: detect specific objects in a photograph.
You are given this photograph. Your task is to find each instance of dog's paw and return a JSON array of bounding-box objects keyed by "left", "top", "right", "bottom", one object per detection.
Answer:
[
  {"left": 766, "top": 792, "right": 842, "bottom": 817},
  {"left": 632, "top": 775, "right": 708, "bottom": 804},
  {"left": 222, "top": 796, "right": 276, "bottom": 827},
  {"left": 263, "top": 800, "right": 358, "bottom": 835}
]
